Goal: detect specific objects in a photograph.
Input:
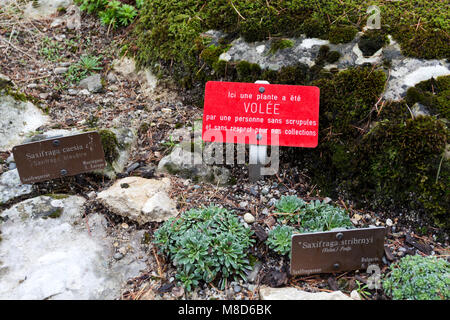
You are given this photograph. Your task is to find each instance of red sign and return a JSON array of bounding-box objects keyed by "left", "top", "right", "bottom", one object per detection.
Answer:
[{"left": 202, "top": 81, "right": 320, "bottom": 147}]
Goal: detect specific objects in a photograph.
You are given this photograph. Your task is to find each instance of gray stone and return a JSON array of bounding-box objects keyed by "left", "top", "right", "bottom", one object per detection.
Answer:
[
  {"left": 157, "top": 146, "right": 230, "bottom": 185},
  {"left": 0, "top": 169, "right": 33, "bottom": 204},
  {"left": 243, "top": 213, "right": 255, "bottom": 224},
  {"left": 79, "top": 74, "right": 103, "bottom": 93},
  {"left": 411, "top": 103, "right": 430, "bottom": 118},
  {"left": 0, "top": 94, "right": 50, "bottom": 151},
  {"left": 246, "top": 262, "right": 262, "bottom": 283},
  {"left": 24, "top": 0, "right": 73, "bottom": 20},
  {"left": 259, "top": 286, "right": 353, "bottom": 300},
  {"left": 0, "top": 73, "right": 12, "bottom": 89},
  {"left": 0, "top": 195, "right": 146, "bottom": 300},
  {"left": 112, "top": 57, "right": 157, "bottom": 96},
  {"left": 97, "top": 177, "right": 178, "bottom": 225},
  {"left": 54, "top": 67, "right": 68, "bottom": 74}
]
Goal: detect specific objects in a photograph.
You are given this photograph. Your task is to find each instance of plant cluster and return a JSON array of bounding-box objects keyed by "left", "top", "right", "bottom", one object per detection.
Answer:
[
  {"left": 383, "top": 255, "right": 450, "bottom": 300},
  {"left": 267, "top": 225, "right": 295, "bottom": 256},
  {"left": 75, "top": 0, "right": 141, "bottom": 29},
  {"left": 65, "top": 55, "right": 103, "bottom": 83},
  {"left": 153, "top": 206, "right": 255, "bottom": 291},
  {"left": 267, "top": 196, "right": 353, "bottom": 255},
  {"left": 275, "top": 196, "right": 354, "bottom": 232}
]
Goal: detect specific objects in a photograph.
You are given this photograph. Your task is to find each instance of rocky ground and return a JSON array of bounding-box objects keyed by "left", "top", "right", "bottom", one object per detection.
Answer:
[{"left": 0, "top": 1, "right": 449, "bottom": 300}]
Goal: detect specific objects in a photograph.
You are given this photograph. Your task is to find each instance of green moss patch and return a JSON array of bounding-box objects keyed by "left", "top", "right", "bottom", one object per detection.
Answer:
[
  {"left": 281, "top": 67, "right": 449, "bottom": 229},
  {"left": 269, "top": 39, "right": 294, "bottom": 55},
  {"left": 406, "top": 75, "right": 450, "bottom": 119},
  {"left": 359, "top": 30, "right": 388, "bottom": 57},
  {"left": 99, "top": 129, "right": 120, "bottom": 164}
]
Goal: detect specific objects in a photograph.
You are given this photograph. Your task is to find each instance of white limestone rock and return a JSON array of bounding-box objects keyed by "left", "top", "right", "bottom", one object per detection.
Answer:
[{"left": 97, "top": 177, "right": 178, "bottom": 225}]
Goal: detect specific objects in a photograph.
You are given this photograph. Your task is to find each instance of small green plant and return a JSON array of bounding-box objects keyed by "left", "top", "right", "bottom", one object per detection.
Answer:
[
  {"left": 275, "top": 197, "right": 353, "bottom": 232},
  {"left": 65, "top": 55, "right": 102, "bottom": 83},
  {"left": 39, "top": 36, "right": 63, "bottom": 61},
  {"left": 275, "top": 195, "right": 306, "bottom": 214},
  {"left": 383, "top": 255, "right": 450, "bottom": 300},
  {"left": 75, "top": 0, "right": 107, "bottom": 14},
  {"left": 162, "top": 135, "right": 177, "bottom": 150},
  {"left": 267, "top": 225, "right": 295, "bottom": 256},
  {"left": 99, "top": 1, "right": 138, "bottom": 28},
  {"left": 76, "top": 0, "right": 138, "bottom": 29},
  {"left": 268, "top": 197, "right": 354, "bottom": 256},
  {"left": 153, "top": 206, "right": 254, "bottom": 291},
  {"left": 355, "top": 280, "right": 371, "bottom": 300}
]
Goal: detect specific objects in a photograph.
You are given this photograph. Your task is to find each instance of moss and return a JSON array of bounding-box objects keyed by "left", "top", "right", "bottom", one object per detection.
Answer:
[
  {"left": 269, "top": 39, "right": 294, "bottom": 55},
  {"left": 41, "top": 207, "right": 63, "bottom": 219},
  {"left": 301, "top": 17, "right": 329, "bottom": 39},
  {"left": 326, "top": 51, "right": 341, "bottom": 63},
  {"left": 131, "top": 0, "right": 449, "bottom": 91},
  {"left": 44, "top": 194, "right": 69, "bottom": 200},
  {"left": 235, "top": 61, "right": 261, "bottom": 83},
  {"left": 359, "top": 30, "right": 388, "bottom": 57},
  {"left": 406, "top": 76, "right": 450, "bottom": 119},
  {"left": 328, "top": 25, "right": 358, "bottom": 44},
  {"left": 393, "top": 26, "right": 450, "bottom": 60},
  {"left": 99, "top": 129, "right": 120, "bottom": 164}
]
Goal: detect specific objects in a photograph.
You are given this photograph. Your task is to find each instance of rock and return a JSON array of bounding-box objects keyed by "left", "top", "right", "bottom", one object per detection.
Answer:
[
  {"left": 79, "top": 74, "right": 103, "bottom": 93},
  {"left": 233, "top": 285, "right": 241, "bottom": 293},
  {"left": 113, "top": 253, "right": 124, "bottom": 260},
  {"left": 353, "top": 43, "right": 383, "bottom": 65},
  {"left": 246, "top": 262, "right": 262, "bottom": 283},
  {"left": 64, "top": 5, "right": 81, "bottom": 30},
  {"left": 157, "top": 146, "right": 230, "bottom": 185},
  {"left": 261, "top": 187, "right": 270, "bottom": 195},
  {"left": 0, "top": 73, "right": 12, "bottom": 89},
  {"left": 100, "top": 127, "right": 137, "bottom": 180},
  {"left": 259, "top": 286, "right": 353, "bottom": 300},
  {"left": 24, "top": 0, "right": 73, "bottom": 20},
  {"left": 0, "top": 195, "right": 146, "bottom": 299},
  {"left": 54, "top": 67, "right": 68, "bottom": 74},
  {"left": 323, "top": 197, "right": 332, "bottom": 204},
  {"left": 239, "top": 201, "right": 248, "bottom": 208},
  {"left": 386, "top": 218, "right": 394, "bottom": 227},
  {"left": 0, "top": 169, "right": 33, "bottom": 204},
  {"left": 411, "top": 103, "right": 430, "bottom": 118},
  {"left": 0, "top": 94, "right": 50, "bottom": 151},
  {"left": 112, "top": 57, "right": 157, "bottom": 96},
  {"left": 384, "top": 58, "right": 450, "bottom": 100},
  {"left": 350, "top": 290, "right": 362, "bottom": 300},
  {"left": 243, "top": 213, "right": 255, "bottom": 224},
  {"left": 97, "top": 177, "right": 178, "bottom": 225}
]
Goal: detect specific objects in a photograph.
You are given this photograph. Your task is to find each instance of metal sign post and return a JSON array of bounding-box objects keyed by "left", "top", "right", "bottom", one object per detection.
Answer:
[{"left": 249, "top": 81, "right": 270, "bottom": 182}]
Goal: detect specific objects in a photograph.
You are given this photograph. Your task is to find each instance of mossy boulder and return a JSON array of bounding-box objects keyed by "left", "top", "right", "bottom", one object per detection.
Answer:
[{"left": 282, "top": 68, "right": 449, "bottom": 229}]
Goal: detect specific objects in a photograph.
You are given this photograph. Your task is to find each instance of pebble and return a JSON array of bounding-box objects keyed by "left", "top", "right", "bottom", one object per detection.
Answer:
[
  {"left": 54, "top": 67, "right": 68, "bottom": 74},
  {"left": 118, "top": 247, "right": 127, "bottom": 255},
  {"left": 233, "top": 285, "right": 241, "bottom": 293},
  {"left": 239, "top": 201, "right": 248, "bottom": 208},
  {"left": 121, "top": 223, "right": 129, "bottom": 229},
  {"left": 261, "top": 187, "right": 270, "bottom": 195},
  {"left": 8, "top": 162, "right": 16, "bottom": 170},
  {"left": 68, "top": 89, "right": 78, "bottom": 95},
  {"left": 323, "top": 197, "right": 332, "bottom": 204},
  {"left": 386, "top": 218, "right": 393, "bottom": 227},
  {"left": 243, "top": 213, "right": 255, "bottom": 224},
  {"left": 113, "top": 253, "right": 124, "bottom": 260}
]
